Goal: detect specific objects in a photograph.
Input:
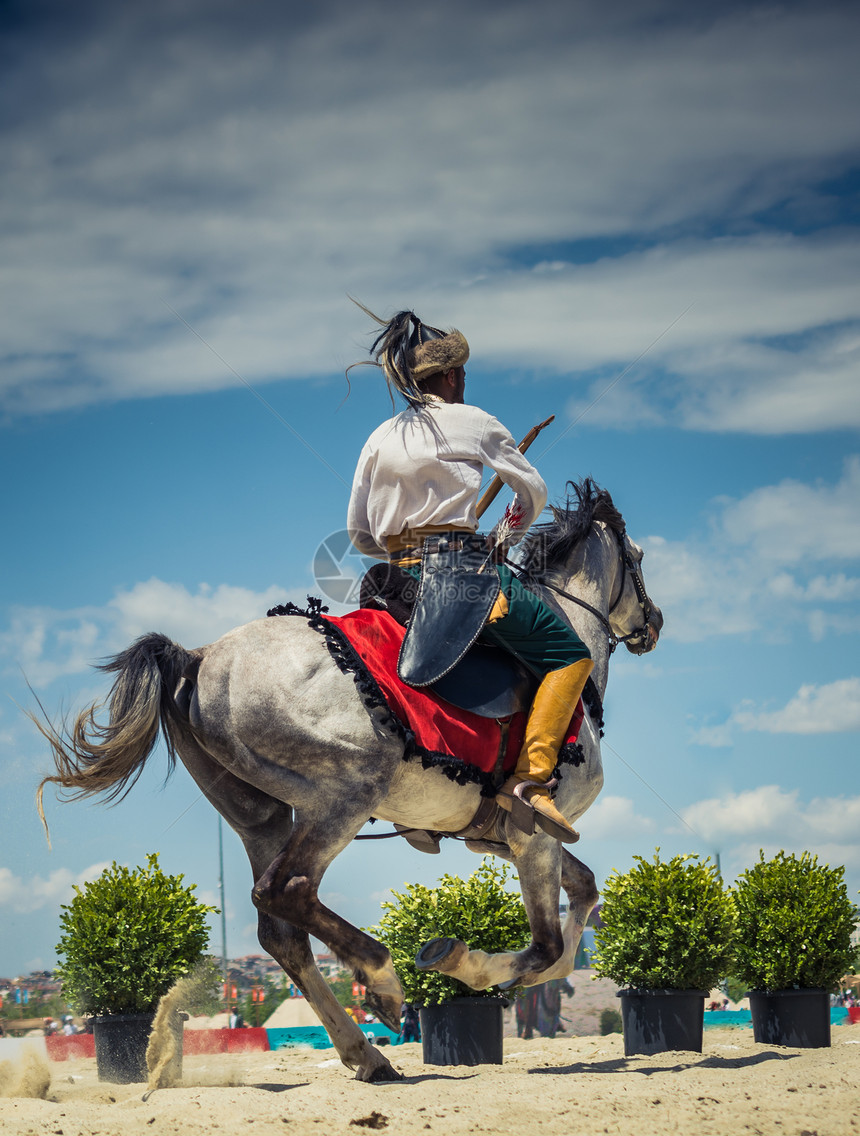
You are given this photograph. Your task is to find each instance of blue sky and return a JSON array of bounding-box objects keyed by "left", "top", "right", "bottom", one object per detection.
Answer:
[{"left": 2, "top": 0, "right": 859, "bottom": 980}]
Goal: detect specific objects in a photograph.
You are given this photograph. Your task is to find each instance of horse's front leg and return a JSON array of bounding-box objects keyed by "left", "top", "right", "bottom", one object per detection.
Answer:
[
  {"left": 417, "top": 829, "right": 565, "bottom": 990},
  {"left": 515, "top": 848, "right": 598, "bottom": 983},
  {"left": 553, "top": 848, "right": 599, "bottom": 973}
]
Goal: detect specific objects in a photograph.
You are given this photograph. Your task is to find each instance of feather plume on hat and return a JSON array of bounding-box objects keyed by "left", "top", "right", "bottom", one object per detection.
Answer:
[{"left": 347, "top": 299, "right": 469, "bottom": 408}]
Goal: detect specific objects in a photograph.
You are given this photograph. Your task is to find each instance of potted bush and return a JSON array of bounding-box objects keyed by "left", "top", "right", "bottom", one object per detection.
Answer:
[
  {"left": 732, "top": 850, "right": 858, "bottom": 1048},
  {"left": 369, "top": 859, "right": 530, "bottom": 1065},
  {"left": 592, "top": 851, "right": 735, "bottom": 1056},
  {"left": 55, "top": 853, "right": 217, "bottom": 1082}
]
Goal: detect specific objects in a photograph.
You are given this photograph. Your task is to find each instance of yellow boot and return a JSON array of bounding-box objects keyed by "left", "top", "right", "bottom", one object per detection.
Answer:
[{"left": 498, "top": 658, "right": 594, "bottom": 843}]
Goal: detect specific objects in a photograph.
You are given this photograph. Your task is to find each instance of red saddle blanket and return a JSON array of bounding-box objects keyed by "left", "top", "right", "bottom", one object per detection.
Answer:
[{"left": 320, "top": 608, "right": 584, "bottom": 787}]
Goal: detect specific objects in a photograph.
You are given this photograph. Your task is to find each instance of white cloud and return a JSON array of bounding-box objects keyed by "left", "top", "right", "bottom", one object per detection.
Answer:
[
  {"left": 806, "top": 575, "right": 860, "bottom": 602},
  {"left": 806, "top": 611, "right": 860, "bottom": 644},
  {"left": 682, "top": 786, "right": 802, "bottom": 840},
  {"left": 370, "top": 888, "right": 396, "bottom": 907},
  {"left": 580, "top": 794, "right": 656, "bottom": 839},
  {"left": 642, "top": 535, "right": 759, "bottom": 642},
  {"left": 643, "top": 458, "right": 860, "bottom": 643},
  {"left": 0, "top": 609, "right": 102, "bottom": 687},
  {"left": 1, "top": 1, "right": 859, "bottom": 432},
  {"left": 733, "top": 678, "right": 860, "bottom": 735},
  {"left": 0, "top": 862, "right": 111, "bottom": 914},
  {"left": 578, "top": 786, "right": 860, "bottom": 894},
  {"left": 680, "top": 786, "right": 860, "bottom": 876},
  {"left": 720, "top": 456, "right": 860, "bottom": 563},
  {"left": 109, "top": 579, "right": 292, "bottom": 647},
  {"left": 690, "top": 676, "right": 860, "bottom": 745},
  {"left": 687, "top": 723, "right": 734, "bottom": 749},
  {"left": 0, "top": 579, "right": 308, "bottom": 687},
  {"left": 680, "top": 335, "right": 860, "bottom": 436},
  {"left": 718, "top": 840, "right": 860, "bottom": 891},
  {"left": 551, "top": 240, "right": 860, "bottom": 434}
]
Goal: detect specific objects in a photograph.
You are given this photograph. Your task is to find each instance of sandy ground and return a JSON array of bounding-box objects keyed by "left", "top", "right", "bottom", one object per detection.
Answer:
[
  {"left": 2, "top": 1026, "right": 859, "bottom": 1136},
  {"left": 261, "top": 972, "right": 621, "bottom": 1038}
]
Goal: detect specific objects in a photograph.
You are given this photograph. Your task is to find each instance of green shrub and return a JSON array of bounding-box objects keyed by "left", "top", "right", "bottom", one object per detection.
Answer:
[
  {"left": 599, "top": 1007, "right": 623, "bottom": 1035},
  {"left": 732, "top": 850, "right": 858, "bottom": 992},
  {"left": 55, "top": 853, "right": 218, "bottom": 1016},
  {"left": 368, "top": 859, "right": 531, "bottom": 1006},
  {"left": 724, "top": 975, "right": 747, "bottom": 1005},
  {"left": 592, "top": 851, "right": 735, "bottom": 991}
]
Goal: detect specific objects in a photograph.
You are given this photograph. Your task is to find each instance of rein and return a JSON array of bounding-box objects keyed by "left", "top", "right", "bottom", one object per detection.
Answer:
[
  {"left": 352, "top": 521, "right": 646, "bottom": 848},
  {"left": 524, "top": 529, "right": 655, "bottom": 655}
]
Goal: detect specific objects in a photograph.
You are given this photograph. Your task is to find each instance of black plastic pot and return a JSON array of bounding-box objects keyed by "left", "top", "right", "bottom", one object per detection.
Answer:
[
  {"left": 749, "top": 988, "right": 830, "bottom": 1048},
  {"left": 419, "top": 997, "right": 505, "bottom": 1066},
  {"left": 617, "top": 989, "right": 706, "bottom": 1056},
  {"left": 92, "top": 1013, "right": 156, "bottom": 1083}
]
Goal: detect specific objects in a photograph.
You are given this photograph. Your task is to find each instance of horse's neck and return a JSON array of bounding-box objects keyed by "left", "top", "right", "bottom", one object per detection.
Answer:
[{"left": 550, "top": 524, "right": 617, "bottom": 698}]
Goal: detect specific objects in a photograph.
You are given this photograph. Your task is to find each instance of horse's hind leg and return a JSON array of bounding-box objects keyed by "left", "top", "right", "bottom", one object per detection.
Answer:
[
  {"left": 256, "top": 911, "right": 401, "bottom": 1083},
  {"left": 171, "top": 733, "right": 401, "bottom": 1083},
  {"left": 251, "top": 817, "right": 404, "bottom": 1036}
]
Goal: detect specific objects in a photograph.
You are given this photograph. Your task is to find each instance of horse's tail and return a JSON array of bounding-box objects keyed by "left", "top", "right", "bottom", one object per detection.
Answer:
[{"left": 34, "top": 633, "right": 198, "bottom": 839}]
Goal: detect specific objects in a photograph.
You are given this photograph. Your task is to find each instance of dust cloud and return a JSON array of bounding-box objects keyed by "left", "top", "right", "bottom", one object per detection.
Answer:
[{"left": 0, "top": 1046, "right": 51, "bottom": 1099}]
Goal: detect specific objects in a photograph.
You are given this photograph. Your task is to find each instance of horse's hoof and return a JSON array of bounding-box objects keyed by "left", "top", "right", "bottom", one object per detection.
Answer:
[
  {"left": 356, "top": 1061, "right": 403, "bottom": 1083},
  {"left": 415, "top": 937, "right": 467, "bottom": 974},
  {"left": 415, "top": 937, "right": 456, "bottom": 970}
]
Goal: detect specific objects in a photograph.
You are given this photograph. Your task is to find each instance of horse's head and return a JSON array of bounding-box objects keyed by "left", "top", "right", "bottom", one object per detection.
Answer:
[
  {"left": 609, "top": 531, "right": 663, "bottom": 655},
  {"left": 519, "top": 478, "right": 663, "bottom": 658}
]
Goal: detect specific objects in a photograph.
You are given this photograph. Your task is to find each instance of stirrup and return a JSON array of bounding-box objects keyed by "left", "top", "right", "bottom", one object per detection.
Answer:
[
  {"left": 502, "top": 779, "right": 579, "bottom": 843},
  {"left": 509, "top": 779, "right": 547, "bottom": 836},
  {"left": 393, "top": 824, "right": 442, "bottom": 854}
]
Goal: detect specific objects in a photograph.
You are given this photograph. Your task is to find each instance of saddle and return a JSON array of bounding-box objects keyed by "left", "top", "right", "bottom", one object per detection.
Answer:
[
  {"left": 360, "top": 561, "right": 537, "bottom": 718},
  {"left": 356, "top": 556, "right": 538, "bottom": 856},
  {"left": 272, "top": 599, "right": 587, "bottom": 856},
  {"left": 268, "top": 581, "right": 588, "bottom": 853}
]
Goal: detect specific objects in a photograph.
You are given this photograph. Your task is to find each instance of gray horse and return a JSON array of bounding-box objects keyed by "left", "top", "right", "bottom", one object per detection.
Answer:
[{"left": 36, "top": 480, "right": 662, "bottom": 1082}]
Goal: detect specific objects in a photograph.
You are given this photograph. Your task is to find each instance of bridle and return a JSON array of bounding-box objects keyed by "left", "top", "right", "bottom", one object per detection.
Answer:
[{"left": 520, "top": 527, "right": 656, "bottom": 655}]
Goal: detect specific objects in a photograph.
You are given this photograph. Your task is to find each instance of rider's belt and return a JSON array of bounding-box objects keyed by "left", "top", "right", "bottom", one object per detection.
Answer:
[{"left": 387, "top": 525, "right": 477, "bottom": 559}]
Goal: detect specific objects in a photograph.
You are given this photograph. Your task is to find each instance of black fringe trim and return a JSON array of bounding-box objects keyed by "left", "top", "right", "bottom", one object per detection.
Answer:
[
  {"left": 583, "top": 677, "right": 605, "bottom": 738},
  {"left": 267, "top": 596, "right": 330, "bottom": 628},
  {"left": 268, "top": 598, "right": 589, "bottom": 791},
  {"left": 268, "top": 597, "right": 507, "bottom": 797},
  {"left": 557, "top": 741, "right": 585, "bottom": 769}
]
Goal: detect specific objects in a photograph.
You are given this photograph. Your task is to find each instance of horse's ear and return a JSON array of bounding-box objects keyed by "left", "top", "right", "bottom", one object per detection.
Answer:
[{"left": 593, "top": 489, "right": 624, "bottom": 535}]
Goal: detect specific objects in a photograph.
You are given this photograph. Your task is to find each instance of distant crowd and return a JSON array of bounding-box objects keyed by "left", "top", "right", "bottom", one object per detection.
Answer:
[{"left": 41, "top": 1015, "right": 84, "bottom": 1036}]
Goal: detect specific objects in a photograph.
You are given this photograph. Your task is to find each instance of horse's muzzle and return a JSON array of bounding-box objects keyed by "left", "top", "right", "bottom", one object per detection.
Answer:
[{"left": 625, "top": 606, "right": 663, "bottom": 655}]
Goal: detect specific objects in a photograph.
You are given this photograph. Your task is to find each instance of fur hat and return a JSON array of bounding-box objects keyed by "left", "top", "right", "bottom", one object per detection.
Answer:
[
  {"left": 408, "top": 328, "right": 470, "bottom": 381},
  {"left": 348, "top": 301, "right": 469, "bottom": 408}
]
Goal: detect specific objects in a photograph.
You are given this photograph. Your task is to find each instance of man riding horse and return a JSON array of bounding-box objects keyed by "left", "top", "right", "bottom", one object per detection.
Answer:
[{"left": 347, "top": 308, "right": 593, "bottom": 844}]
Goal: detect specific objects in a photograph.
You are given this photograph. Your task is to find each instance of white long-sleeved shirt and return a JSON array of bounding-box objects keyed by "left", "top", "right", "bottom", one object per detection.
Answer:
[{"left": 347, "top": 400, "right": 547, "bottom": 559}]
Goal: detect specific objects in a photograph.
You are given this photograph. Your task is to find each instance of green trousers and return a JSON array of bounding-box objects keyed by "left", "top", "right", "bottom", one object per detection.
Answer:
[
  {"left": 402, "top": 562, "right": 590, "bottom": 678},
  {"left": 481, "top": 564, "right": 591, "bottom": 677}
]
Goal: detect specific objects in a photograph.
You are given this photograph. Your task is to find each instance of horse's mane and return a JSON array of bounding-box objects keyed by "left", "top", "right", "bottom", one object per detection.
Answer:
[{"left": 519, "top": 478, "right": 625, "bottom": 582}]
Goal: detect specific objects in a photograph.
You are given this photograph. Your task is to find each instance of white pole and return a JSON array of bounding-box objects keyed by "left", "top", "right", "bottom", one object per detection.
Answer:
[{"left": 218, "top": 817, "right": 228, "bottom": 997}]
